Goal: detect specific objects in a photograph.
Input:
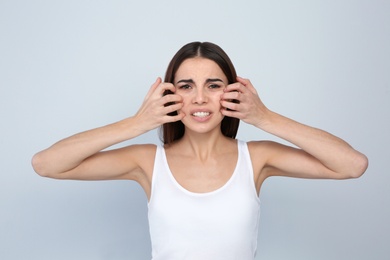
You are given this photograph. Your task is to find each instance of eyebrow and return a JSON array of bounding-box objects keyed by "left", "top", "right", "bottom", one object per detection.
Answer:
[
  {"left": 206, "top": 78, "right": 224, "bottom": 83},
  {"left": 176, "top": 78, "right": 224, "bottom": 84}
]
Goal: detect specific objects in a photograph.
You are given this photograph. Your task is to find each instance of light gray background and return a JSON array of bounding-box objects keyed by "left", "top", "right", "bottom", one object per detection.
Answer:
[{"left": 1, "top": 0, "right": 389, "bottom": 259}]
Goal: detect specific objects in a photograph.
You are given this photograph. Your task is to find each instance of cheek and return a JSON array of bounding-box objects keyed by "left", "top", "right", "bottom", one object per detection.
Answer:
[
  {"left": 211, "top": 92, "right": 224, "bottom": 104},
  {"left": 177, "top": 92, "right": 191, "bottom": 102}
]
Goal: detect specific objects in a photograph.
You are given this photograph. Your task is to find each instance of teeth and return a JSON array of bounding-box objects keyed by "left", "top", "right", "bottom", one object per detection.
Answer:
[{"left": 193, "top": 112, "right": 210, "bottom": 117}]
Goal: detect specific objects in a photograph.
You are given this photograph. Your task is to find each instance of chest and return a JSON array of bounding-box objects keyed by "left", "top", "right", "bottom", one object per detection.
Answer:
[
  {"left": 165, "top": 152, "right": 238, "bottom": 193},
  {"left": 148, "top": 145, "right": 261, "bottom": 258}
]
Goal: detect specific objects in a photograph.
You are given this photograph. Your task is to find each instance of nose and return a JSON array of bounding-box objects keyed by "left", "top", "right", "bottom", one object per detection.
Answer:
[{"left": 193, "top": 88, "right": 208, "bottom": 104}]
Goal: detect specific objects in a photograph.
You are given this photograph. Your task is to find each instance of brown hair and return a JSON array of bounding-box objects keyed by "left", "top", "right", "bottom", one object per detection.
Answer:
[{"left": 160, "top": 42, "right": 240, "bottom": 144}]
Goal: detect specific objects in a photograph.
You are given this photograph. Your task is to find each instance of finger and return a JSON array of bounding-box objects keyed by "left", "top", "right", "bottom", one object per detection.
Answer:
[
  {"left": 221, "top": 91, "right": 242, "bottom": 101},
  {"left": 164, "top": 111, "right": 186, "bottom": 123},
  {"left": 163, "top": 102, "right": 183, "bottom": 114},
  {"left": 159, "top": 82, "right": 176, "bottom": 96},
  {"left": 224, "top": 82, "right": 246, "bottom": 94},
  {"left": 145, "top": 77, "right": 162, "bottom": 100},
  {"left": 161, "top": 93, "right": 182, "bottom": 103},
  {"left": 220, "top": 107, "right": 242, "bottom": 119},
  {"left": 236, "top": 76, "right": 257, "bottom": 93},
  {"left": 220, "top": 100, "right": 240, "bottom": 112}
]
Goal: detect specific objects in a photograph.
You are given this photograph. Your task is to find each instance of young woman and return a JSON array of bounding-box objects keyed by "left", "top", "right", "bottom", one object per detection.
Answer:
[{"left": 32, "top": 42, "right": 368, "bottom": 259}]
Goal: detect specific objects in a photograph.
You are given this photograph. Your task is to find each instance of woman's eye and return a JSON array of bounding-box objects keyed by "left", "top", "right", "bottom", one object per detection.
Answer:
[
  {"left": 209, "top": 84, "right": 221, "bottom": 89},
  {"left": 178, "top": 84, "right": 191, "bottom": 90}
]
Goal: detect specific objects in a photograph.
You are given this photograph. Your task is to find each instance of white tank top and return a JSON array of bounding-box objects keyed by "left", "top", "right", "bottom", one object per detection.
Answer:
[{"left": 148, "top": 140, "right": 260, "bottom": 260}]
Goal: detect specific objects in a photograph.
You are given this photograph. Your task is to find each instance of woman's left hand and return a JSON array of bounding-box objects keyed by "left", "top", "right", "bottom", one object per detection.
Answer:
[{"left": 220, "top": 77, "right": 269, "bottom": 128}]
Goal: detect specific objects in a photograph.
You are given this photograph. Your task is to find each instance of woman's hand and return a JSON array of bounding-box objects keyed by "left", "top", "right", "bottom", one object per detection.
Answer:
[
  {"left": 134, "top": 77, "right": 185, "bottom": 132},
  {"left": 220, "top": 76, "right": 269, "bottom": 128},
  {"left": 31, "top": 78, "right": 185, "bottom": 179},
  {"left": 220, "top": 77, "right": 368, "bottom": 181}
]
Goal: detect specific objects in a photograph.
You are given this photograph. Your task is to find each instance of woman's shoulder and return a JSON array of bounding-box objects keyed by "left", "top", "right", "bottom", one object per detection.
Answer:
[
  {"left": 110, "top": 143, "right": 158, "bottom": 169},
  {"left": 122, "top": 143, "right": 158, "bottom": 157},
  {"left": 246, "top": 140, "right": 283, "bottom": 156},
  {"left": 120, "top": 143, "right": 158, "bottom": 180}
]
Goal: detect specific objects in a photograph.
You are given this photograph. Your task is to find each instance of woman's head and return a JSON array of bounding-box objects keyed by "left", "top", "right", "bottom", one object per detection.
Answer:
[{"left": 160, "top": 42, "right": 240, "bottom": 144}]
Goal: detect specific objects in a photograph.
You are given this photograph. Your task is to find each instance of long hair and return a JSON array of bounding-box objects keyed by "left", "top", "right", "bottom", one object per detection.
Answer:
[{"left": 160, "top": 42, "right": 240, "bottom": 144}]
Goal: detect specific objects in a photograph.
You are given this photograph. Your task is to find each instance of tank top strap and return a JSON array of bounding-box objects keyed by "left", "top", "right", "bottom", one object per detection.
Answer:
[
  {"left": 149, "top": 144, "right": 166, "bottom": 204},
  {"left": 237, "top": 140, "right": 259, "bottom": 200}
]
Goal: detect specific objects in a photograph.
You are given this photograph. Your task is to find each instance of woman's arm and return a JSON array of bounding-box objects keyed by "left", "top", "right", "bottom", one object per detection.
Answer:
[
  {"left": 220, "top": 77, "right": 368, "bottom": 180},
  {"left": 32, "top": 78, "right": 184, "bottom": 180}
]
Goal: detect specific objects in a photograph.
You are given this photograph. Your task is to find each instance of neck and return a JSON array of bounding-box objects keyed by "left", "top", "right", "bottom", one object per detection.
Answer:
[{"left": 179, "top": 129, "right": 227, "bottom": 160}]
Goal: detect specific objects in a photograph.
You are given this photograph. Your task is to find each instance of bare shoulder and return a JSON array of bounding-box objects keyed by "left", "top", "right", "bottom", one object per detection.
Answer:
[
  {"left": 246, "top": 140, "right": 272, "bottom": 171},
  {"left": 103, "top": 143, "right": 156, "bottom": 199},
  {"left": 120, "top": 143, "right": 157, "bottom": 172},
  {"left": 246, "top": 140, "right": 288, "bottom": 191},
  {"left": 247, "top": 140, "right": 302, "bottom": 167},
  {"left": 247, "top": 140, "right": 291, "bottom": 157},
  {"left": 93, "top": 143, "right": 157, "bottom": 180},
  {"left": 247, "top": 140, "right": 278, "bottom": 155},
  {"left": 123, "top": 143, "right": 157, "bottom": 156}
]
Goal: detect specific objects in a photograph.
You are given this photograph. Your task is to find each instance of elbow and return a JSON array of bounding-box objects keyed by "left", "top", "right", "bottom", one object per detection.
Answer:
[
  {"left": 347, "top": 153, "right": 369, "bottom": 179},
  {"left": 32, "top": 152, "right": 69, "bottom": 179},
  {"left": 31, "top": 152, "right": 51, "bottom": 178}
]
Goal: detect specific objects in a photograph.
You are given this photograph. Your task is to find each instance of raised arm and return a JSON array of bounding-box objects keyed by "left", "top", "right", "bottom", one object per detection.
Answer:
[
  {"left": 220, "top": 77, "right": 368, "bottom": 180},
  {"left": 32, "top": 78, "right": 184, "bottom": 181}
]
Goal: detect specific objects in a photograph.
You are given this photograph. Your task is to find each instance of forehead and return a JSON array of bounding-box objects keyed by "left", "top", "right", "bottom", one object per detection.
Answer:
[{"left": 175, "top": 57, "right": 227, "bottom": 82}]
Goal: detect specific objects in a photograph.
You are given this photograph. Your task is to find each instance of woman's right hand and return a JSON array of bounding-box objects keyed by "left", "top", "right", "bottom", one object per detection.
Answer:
[
  {"left": 32, "top": 78, "right": 185, "bottom": 180},
  {"left": 134, "top": 77, "right": 185, "bottom": 132}
]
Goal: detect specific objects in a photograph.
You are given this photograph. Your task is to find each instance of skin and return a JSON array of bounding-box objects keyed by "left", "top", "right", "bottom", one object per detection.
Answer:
[{"left": 31, "top": 57, "right": 369, "bottom": 199}]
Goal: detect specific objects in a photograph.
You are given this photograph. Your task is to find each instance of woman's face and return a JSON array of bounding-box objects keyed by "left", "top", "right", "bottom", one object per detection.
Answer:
[{"left": 174, "top": 57, "right": 228, "bottom": 134}]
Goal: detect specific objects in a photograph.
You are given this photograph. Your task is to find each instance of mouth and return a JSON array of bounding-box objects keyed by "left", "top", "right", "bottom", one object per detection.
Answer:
[{"left": 192, "top": 111, "right": 211, "bottom": 118}]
